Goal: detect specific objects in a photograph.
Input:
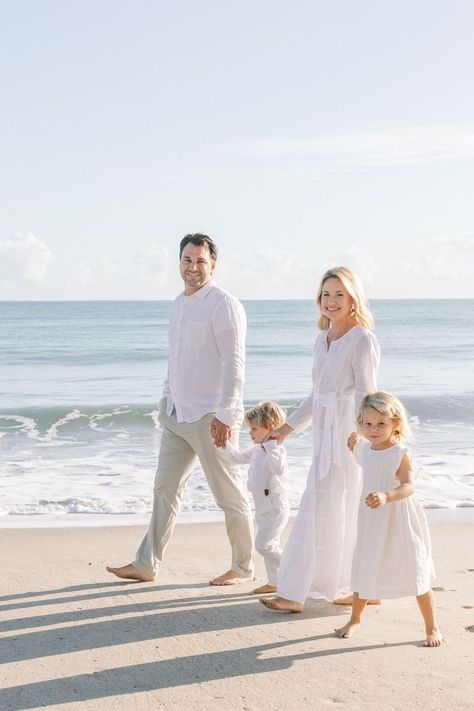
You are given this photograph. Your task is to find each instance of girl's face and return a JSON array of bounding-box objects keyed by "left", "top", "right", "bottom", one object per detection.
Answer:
[
  {"left": 248, "top": 421, "right": 271, "bottom": 444},
  {"left": 320, "top": 277, "right": 354, "bottom": 324},
  {"left": 361, "top": 407, "right": 397, "bottom": 449}
]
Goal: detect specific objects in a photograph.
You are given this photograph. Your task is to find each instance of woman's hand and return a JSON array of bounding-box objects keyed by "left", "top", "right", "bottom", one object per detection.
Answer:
[
  {"left": 365, "top": 491, "right": 387, "bottom": 508},
  {"left": 347, "top": 432, "right": 361, "bottom": 451},
  {"left": 265, "top": 423, "right": 294, "bottom": 445}
]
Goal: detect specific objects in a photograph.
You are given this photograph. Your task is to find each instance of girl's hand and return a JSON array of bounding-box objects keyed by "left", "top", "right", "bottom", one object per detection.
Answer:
[
  {"left": 365, "top": 491, "right": 387, "bottom": 508},
  {"left": 347, "top": 432, "right": 361, "bottom": 451},
  {"left": 265, "top": 423, "right": 293, "bottom": 446}
]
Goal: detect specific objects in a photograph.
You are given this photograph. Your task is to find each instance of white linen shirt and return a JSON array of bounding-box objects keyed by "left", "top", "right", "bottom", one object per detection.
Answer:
[
  {"left": 161, "top": 280, "right": 246, "bottom": 427},
  {"left": 223, "top": 440, "right": 289, "bottom": 495}
]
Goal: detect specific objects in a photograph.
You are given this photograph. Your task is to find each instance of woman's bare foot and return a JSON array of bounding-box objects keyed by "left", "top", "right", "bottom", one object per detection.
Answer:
[
  {"left": 251, "top": 583, "right": 277, "bottom": 595},
  {"left": 423, "top": 629, "right": 443, "bottom": 647},
  {"left": 209, "top": 569, "right": 254, "bottom": 586},
  {"left": 106, "top": 564, "right": 155, "bottom": 582},
  {"left": 334, "top": 595, "right": 381, "bottom": 606},
  {"left": 259, "top": 595, "right": 304, "bottom": 612},
  {"left": 335, "top": 620, "right": 360, "bottom": 638}
]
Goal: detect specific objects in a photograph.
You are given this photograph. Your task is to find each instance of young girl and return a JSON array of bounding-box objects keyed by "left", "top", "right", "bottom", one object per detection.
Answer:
[
  {"left": 222, "top": 402, "right": 290, "bottom": 594},
  {"left": 261, "top": 266, "right": 380, "bottom": 612},
  {"left": 335, "top": 391, "right": 442, "bottom": 647}
]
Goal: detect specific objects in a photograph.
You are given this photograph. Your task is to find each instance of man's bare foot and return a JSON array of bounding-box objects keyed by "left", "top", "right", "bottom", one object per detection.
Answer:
[
  {"left": 335, "top": 620, "right": 360, "bottom": 638},
  {"left": 251, "top": 583, "right": 277, "bottom": 595},
  {"left": 209, "top": 569, "right": 254, "bottom": 586},
  {"left": 106, "top": 564, "right": 155, "bottom": 582},
  {"left": 259, "top": 595, "right": 304, "bottom": 612},
  {"left": 423, "top": 629, "right": 443, "bottom": 647},
  {"left": 334, "top": 595, "right": 382, "bottom": 606}
]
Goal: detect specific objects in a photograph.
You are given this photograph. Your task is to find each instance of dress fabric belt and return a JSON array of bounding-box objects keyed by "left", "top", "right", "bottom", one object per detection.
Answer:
[{"left": 314, "top": 392, "right": 353, "bottom": 480}]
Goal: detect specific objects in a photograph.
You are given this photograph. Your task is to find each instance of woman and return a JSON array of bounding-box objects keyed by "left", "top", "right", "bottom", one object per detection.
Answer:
[{"left": 261, "top": 266, "right": 380, "bottom": 611}]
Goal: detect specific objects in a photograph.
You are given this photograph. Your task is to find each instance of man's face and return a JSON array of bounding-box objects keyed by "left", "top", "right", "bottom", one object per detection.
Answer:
[{"left": 179, "top": 243, "right": 215, "bottom": 294}]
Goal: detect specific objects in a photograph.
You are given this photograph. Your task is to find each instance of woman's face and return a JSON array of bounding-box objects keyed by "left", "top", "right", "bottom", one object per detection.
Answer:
[{"left": 320, "top": 277, "right": 354, "bottom": 323}]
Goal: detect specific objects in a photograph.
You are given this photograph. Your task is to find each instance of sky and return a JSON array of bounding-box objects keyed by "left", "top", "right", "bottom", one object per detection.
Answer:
[{"left": 1, "top": 0, "right": 474, "bottom": 300}]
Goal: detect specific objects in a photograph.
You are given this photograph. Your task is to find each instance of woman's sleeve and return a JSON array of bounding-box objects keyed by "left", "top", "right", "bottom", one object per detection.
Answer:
[{"left": 352, "top": 330, "right": 380, "bottom": 412}]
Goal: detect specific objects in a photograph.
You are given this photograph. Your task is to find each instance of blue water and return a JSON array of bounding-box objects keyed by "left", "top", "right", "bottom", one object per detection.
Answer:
[{"left": 1, "top": 299, "right": 473, "bottom": 525}]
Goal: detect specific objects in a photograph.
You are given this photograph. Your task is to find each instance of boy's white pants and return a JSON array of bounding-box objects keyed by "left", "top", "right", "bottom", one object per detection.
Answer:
[{"left": 253, "top": 491, "right": 291, "bottom": 585}]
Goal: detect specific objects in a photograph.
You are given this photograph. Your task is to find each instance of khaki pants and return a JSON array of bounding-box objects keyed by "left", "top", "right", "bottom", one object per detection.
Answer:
[{"left": 133, "top": 406, "right": 255, "bottom": 577}]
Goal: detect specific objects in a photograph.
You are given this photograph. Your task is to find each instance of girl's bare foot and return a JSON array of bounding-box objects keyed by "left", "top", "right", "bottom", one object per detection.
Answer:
[
  {"left": 252, "top": 583, "right": 277, "bottom": 595},
  {"left": 334, "top": 595, "right": 381, "bottom": 606},
  {"left": 335, "top": 620, "right": 361, "bottom": 638},
  {"left": 209, "top": 569, "right": 254, "bottom": 586},
  {"left": 259, "top": 595, "right": 304, "bottom": 612},
  {"left": 106, "top": 564, "right": 155, "bottom": 582},
  {"left": 423, "top": 629, "right": 443, "bottom": 647}
]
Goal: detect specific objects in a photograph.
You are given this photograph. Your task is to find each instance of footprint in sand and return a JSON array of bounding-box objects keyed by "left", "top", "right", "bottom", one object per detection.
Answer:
[
  {"left": 462, "top": 605, "right": 473, "bottom": 609},
  {"left": 432, "top": 586, "right": 446, "bottom": 591},
  {"left": 465, "top": 625, "right": 474, "bottom": 633}
]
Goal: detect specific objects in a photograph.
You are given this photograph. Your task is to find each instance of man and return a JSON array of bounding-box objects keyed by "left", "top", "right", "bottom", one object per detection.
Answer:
[{"left": 107, "top": 233, "right": 254, "bottom": 585}]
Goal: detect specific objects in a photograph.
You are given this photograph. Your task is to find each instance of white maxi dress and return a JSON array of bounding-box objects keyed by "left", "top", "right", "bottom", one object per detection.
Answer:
[{"left": 277, "top": 325, "right": 380, "bottom": 604}]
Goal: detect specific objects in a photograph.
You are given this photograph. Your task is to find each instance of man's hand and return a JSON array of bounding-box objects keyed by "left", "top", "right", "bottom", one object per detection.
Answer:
[
  {"left": 347, "top": 432, "right": 361, "bottom": 451},
  {"left": 211, "top": 417, "right": 231, "bottom": 448},
  {"left": 365, "top": 491, "right": 387, "bottom": 509}
]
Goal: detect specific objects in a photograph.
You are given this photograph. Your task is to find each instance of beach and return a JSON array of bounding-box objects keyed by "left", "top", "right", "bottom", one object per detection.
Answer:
[{"left": 1, "top": 519, "right": 473, "bottom": 710}]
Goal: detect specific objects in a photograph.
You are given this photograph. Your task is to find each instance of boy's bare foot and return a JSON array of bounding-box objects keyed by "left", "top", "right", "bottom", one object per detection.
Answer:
[
  {"left": 423, "top": 629, "right": 443, "bottom": 647},
  {"left": 251, "top": 583, "right": 277, "bottom": 595},
  {"left": 334, "top": 595, "right": 381, "bottom": 606},
  {"left": 209, "top": 569, "right": 254, "bottom": 586},
  {"left": 335, "top": 621, "right": 360, "bottom": 638},
  {"left": 259, "top": 595, "right": 304, "bottom": 612},
  {"left": 106, "top": 564, "right": 155, "bottom": 582}
]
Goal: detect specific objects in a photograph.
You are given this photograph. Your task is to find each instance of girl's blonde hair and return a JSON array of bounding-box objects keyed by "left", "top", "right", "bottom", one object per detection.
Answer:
[
  {"left": 316, "top": 266, "right": 374, "bottom": 331},
  {"left": 357, "top": 391, "right": 412, "bottom": 443},
  {"left": 245, "top": 401, "right": 286, "bottom": 430}
]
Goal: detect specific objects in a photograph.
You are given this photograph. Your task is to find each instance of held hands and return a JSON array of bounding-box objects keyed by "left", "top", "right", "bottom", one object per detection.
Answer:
[
  {"left": 347, "top": 432, "right": 361, "bottom": 451},
  {"left": 365, "top": 491, "right": 388, "bottom": 509},
  {"left": 265, "top": 423, "right": 293, "bottom": 446},
  {"left": 210, "top": 417, "right": 231, "bottom": 448}
]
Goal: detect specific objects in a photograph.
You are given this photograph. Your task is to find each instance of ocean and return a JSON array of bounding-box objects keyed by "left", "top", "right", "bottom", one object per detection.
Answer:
[{"left": 1, "top": 299, "right": 473, "bottom": 527}]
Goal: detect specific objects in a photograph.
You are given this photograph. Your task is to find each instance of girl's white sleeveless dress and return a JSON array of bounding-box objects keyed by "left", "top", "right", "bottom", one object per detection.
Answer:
[{"left": 351, "top": 441, "right": 435, "bottom": 599}]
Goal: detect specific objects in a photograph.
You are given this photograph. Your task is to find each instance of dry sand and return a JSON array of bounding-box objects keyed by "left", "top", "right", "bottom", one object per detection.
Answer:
[{"left": 0, "top": 521, "right": 473, "bottom": 711}]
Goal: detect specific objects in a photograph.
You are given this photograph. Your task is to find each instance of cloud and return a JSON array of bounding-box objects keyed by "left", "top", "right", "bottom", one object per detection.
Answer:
[
  {"left": 0, "top": 232, "right": 53, "bottom": 283},
  {"left": 231, "top": 123, "right": 474, "bottom": 168},
  {"left": 432, "top": 232, "right": 474, "bottom": 250},
  {"left": 135, "top": 243, "right": 170, "bottom": 285}
]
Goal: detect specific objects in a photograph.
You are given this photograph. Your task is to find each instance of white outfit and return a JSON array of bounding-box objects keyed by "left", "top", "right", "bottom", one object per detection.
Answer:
[
  {"left": 133, "top": 280, "right": 254, "bottom": 578},
  {"left": 351, "top": 441, "right": 436, "bottom": 599},
  {"left": 224, "top": 440, "right": 290, "bottom": 585},
  {"left": 277, "top": 326, "right": 380, "bottom": 603}
]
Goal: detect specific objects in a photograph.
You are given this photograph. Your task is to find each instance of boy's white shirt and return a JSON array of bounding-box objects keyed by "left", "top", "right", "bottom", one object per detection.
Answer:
[{"left": 222, "top": 439, "right": 289, "bottom": 494}]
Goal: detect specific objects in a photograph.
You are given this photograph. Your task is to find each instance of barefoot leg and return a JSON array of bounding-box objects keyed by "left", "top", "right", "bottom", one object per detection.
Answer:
[
  {"left": 259, "top": 595, "right": 304, "bottom": 612},
  {"left": 416, "top": 589, "right": 443, "bottom": 647},
  {"left": 335, "top": 593, "right": 368, "bottom": 638},
  {"left": 251, "top": 584, "right": 277, "bottom": 595},
  {"left": 334, "top": 594, "right": 381, "bottom": 606},
  {"left": 209, "top": 569, "right": 254, "bottom": 586},
  {"left": 106, "top": 564, "right": 155, "bottom": 582}
]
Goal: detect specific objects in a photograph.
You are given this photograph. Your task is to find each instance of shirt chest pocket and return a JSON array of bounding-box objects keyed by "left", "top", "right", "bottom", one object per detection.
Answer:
[{"left": 184, "top": 320, "right": 206, "bottom": 347}]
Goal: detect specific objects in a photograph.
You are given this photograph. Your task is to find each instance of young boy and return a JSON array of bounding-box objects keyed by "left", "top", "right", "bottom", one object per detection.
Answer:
[{"left": 222, "top": 402, "right": 290, "bottom": 594}]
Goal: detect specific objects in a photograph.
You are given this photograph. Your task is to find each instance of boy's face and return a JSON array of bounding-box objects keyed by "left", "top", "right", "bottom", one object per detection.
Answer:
[{"left": 248, "top": 421, "right": 271, "bottom": 444}]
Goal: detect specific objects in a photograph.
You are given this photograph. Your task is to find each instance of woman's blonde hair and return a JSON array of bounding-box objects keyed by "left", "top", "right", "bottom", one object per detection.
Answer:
[
  {"left": 316, "top": 266, "right": 374, "bottom": 331},
  {"left": 357, "top": 391, "right": 412, "bottom": 443},
  {"left": 245, "top": 401, "right": 286, "bottom": 430}
]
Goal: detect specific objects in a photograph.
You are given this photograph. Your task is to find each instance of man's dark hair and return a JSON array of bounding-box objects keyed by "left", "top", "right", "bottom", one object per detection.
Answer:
[{"left": 179, "top": 233, "right": 218, "bottom": 262}]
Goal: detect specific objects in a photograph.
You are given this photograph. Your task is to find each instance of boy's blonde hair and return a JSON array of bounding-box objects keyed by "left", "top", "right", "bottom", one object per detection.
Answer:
[
  {"left": 245, "top": 401, "right": 286, "bottom": 430},
  {"left": 316, "top": 266, "right": 374, "bottom": 331},
  {"left": 357, "top": 391, "right": 412, "bottom": 443}
]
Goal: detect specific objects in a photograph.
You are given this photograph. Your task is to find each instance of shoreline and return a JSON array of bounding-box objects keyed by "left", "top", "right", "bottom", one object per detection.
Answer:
[{"left": 1, "top": 505, "right": 474, "bottom": 530}]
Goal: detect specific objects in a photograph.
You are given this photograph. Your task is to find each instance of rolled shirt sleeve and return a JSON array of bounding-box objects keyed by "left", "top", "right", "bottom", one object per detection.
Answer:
[{"left": 212, "top": 296, "right": 246, "bottom": 428}]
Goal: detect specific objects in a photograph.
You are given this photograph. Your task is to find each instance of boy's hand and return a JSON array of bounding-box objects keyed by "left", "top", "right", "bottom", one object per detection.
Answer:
[
  {"left": 347, "top": 432, "right": 361, "bottom": 451},
  {"left": 365, "top": 491, "right": 387, "bottom": 508}
]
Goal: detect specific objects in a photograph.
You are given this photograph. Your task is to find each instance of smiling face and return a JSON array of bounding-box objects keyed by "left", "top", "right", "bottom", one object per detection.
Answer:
[
  {"left": 248, "top": 420, "right": 271, "bottom": 444},
  {"left": 179, "top": 243, "right": 215, "bottom": 294},
  {"left": 360, "top": 407, "right": 398, "bottom": 449},
  {"left": 319, "top": 277, "right": 354, "bottom": 325}
]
